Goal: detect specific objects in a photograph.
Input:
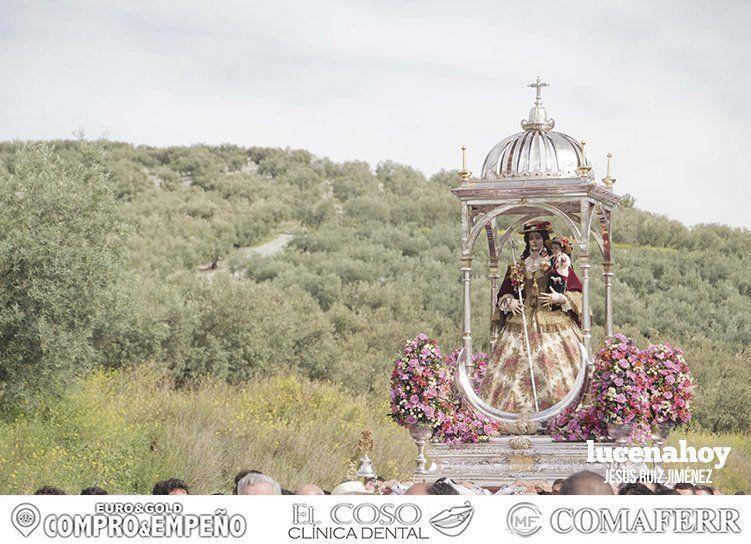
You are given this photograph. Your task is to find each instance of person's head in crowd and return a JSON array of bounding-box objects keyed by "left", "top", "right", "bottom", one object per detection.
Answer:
[
  {"left": 673, "top": 482, "right": 695, "bottom": 495},
  {"left": 296, "top": 484, "right": 325, "bottom": 495},
  {"left": 405, "top": 482, "right": 432, "bottom": 496},
  {"left": 152, "top": 478, "right": 189, "bottom": 495},
  {"left": 236, "top": 472, "right": 281, "bottom": 495},
  {"left": 429, "top": 481, "right": 459, "bottom": 495},
  {"left": 560, "top": 471, "right": 613, "bottom": 495},
  {"left": 378, "top": 479, "right": 403, "bottom": 495},
  {"left": 655, "top": 486, "right": 679, "bottom": 495},
  {"left": 330, "top": 481, "right": 373, "bottom": 495},
  {"left": 735, "top": 491, "right": 746, "bottom": 495},
  {"left": 693, "top": 485, "right": 714, "bottom": 496},
  {"left": 81, "top": 486, "right": 108, "bottom": 495},
  {"left": 35, "top": 486, "right": 66, "bottom": 495},
  {"left": 619, "top": 483, "right": 653, "bottom": 495},
  {"left": 233, "top": 470, "right": 262, "bottom": 495},
  {"left": 281, "top": 488, "right": 293, "bottom": 495},
  {"left": 637, "top": 476, "right": 657, "bottom": 493},
  {"left": 551, "top": 479, "right": 564, "bottom": 494}
]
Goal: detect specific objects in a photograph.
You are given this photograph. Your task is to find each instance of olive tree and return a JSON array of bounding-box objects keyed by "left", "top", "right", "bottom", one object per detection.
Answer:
[{"left": 0, "top": 143, "right": 126, "bottom": 409}]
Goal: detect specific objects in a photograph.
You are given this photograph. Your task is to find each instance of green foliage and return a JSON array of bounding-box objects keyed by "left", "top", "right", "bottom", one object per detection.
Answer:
[
  {"left": 99, "top": 273, "right": 340, "bottom": 385},
  {"left": 619, "top": 193, "right": 636, "bottom": 208},
  {"left": 0, "top": 142, "right": 126, "bottom": 408},
  {"left": 0, "top": 140, "right": 749, "bottom": 438}
]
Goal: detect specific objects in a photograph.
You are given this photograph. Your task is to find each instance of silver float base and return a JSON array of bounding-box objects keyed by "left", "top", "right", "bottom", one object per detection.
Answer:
[{"left": 415, "top": 435, "right": 607, "bottom": 486}]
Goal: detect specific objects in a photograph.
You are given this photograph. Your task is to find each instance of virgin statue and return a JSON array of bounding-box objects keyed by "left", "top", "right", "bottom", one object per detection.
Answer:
[{"left": 479, "top": 221, "right": 584, "bottom": 413}]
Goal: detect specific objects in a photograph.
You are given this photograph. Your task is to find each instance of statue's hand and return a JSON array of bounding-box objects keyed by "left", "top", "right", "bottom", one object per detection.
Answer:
[
  {"left": 540, "top": 286, "right": 566, "bottom": 308},
  {"left": 508, "top": 298, "right": 523, "bottom": 316}
]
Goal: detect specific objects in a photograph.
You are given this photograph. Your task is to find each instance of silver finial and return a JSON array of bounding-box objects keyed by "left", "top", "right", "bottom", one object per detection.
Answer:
[{"left": 521, "top": 76, "right": 555, "bottom": 132}]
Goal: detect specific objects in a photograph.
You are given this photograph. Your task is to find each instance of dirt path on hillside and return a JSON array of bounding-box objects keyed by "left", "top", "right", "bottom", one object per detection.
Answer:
[
  {"left": 237, "top": 233, "right": 294, "bottom": 258},
  {"left": 198, "top": 231, "right": 294, "bottom": 278}
]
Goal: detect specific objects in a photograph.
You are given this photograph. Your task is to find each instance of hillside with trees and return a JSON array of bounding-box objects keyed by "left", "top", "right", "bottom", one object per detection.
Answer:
[{"left": 0, "top": 140, "right": 749, "bottom": 492}]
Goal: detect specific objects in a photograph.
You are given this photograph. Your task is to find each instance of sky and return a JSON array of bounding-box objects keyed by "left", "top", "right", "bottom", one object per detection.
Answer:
[{"left": 0, "top": 0, "right": 749, "bottom": 228}]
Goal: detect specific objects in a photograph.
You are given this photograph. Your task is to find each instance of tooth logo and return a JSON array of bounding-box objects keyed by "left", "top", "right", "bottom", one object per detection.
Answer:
[
  {"left": 430, "top": 501, "right": 474, "bottom": 537},
  {"left": 12, "top": 503, "right": 40, "bottom": 537}
]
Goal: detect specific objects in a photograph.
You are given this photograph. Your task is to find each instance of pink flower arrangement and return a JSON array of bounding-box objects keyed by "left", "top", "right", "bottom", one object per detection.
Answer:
[
  {"left": 389, "top": 338, "right": 501, "bottom": 444},
  {"left": 434, "top": 406, "right": 502, "bottom": 445},
  {"left": 436, "top": 350, "right": 502, "bottom": 444},
  {"left": 551, "top": 334, "right": 694, "bottom": 443},
  {"left": 548, "top": 405, "right": 608, "bottom": 442},
  {"left": 644, "top": 344, "right": 693, "bottom": 425},
  {"left": 590, "top": 334, "right": 651, "bottom": 427},
  {"left": 391, "top": 333, "right": 693, "bottom": 445},
  {"left": 389, "top": 334, "right": 454, "bottom": 429},
  {"left": 443, "top": 349, "right": 491, "bottom": 384}
]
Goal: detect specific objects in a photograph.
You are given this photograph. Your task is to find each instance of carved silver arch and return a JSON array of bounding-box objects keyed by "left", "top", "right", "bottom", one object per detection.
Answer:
[
  {"left": 455, "top": 344, "right": 590, "bottom": 424},
  {"left": 465, "top": 203, "right": 520, "bottom": 254},
  {"left": 467, "top": 202, "right": 582, "bottom": 256}
]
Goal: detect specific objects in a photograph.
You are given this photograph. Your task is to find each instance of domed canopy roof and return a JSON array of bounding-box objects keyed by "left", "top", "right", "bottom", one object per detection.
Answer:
[{"left": 481, "top": 78, "right": 591, "bottom": 181}]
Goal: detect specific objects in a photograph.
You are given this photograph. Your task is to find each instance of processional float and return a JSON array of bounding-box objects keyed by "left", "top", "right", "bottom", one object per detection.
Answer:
[{"left": 414, "top": 78, "right": 620, "bottom": 485}]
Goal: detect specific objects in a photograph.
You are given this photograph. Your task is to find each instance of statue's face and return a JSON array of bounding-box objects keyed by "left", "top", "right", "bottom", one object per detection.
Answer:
[{"left": 528, "top": 231, "right": 544, "bottom": 253}]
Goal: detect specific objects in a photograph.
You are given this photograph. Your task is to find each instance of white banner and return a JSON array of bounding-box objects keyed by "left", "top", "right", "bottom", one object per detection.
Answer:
[{"left": 0, "top": 495, "right": 747, "bottom": 543}]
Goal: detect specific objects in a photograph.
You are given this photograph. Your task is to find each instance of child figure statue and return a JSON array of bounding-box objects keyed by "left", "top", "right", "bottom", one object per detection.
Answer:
[{"left": 546, "top": 236, "right": 573, "bottom": 311}]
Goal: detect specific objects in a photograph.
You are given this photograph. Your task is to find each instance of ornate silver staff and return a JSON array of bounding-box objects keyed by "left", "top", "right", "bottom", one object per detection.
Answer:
[{"left": 509, "top": 239, "right": 540, "bottom": 412}]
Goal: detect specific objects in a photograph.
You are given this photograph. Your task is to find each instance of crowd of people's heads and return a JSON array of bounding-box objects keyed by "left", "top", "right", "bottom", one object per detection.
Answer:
[
  {"left": 555, "top": 472, "right": 729, "bottom": 496},
  {"left": 31, "top": 470, "right": 740, "bottom": 496}
]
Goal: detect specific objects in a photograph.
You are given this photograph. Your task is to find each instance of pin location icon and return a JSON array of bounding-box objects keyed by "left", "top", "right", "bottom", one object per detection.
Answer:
[{"left": 12, "top": 503, "right": 41, "bottom": 537}]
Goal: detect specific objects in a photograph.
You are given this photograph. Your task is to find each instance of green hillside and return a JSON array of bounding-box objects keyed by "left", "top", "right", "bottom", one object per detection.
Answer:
[{"left": 0, "top": 140, "right": 749, "bottom": 493}]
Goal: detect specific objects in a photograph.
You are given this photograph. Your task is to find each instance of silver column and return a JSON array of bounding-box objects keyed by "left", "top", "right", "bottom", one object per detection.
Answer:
[
  {"left": 603, "top": 262, "right": 614, "bottom": 337},
  {"left": 580, "top": 253, "right": 592, "bottom": 355},
  {"left": 462, "top": 256, "right": 474, "bottom": 377},
  {"left": 579, "top": 201, "right": 593, "bottom": 356},
  {"left": 489, "top": 265, "right": 500, "bottom": 352}
]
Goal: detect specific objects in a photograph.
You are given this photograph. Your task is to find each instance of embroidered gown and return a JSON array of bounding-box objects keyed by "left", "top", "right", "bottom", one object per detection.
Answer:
[{"left": 479, "top": 252, "right": 584, "bottom": 412}]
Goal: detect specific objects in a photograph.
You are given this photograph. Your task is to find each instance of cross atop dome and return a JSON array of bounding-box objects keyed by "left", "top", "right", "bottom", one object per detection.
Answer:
[
  {"left": 521, "top": 76, "right": 555, "bottom": 132},
  {"left": 528, "top": 76, "right": 549, "bottom": 107}
]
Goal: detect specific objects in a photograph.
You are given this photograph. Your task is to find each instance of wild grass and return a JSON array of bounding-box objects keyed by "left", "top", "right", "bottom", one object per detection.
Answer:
[
  {"left": 0, "top": 368, "right": 415, "bottom": 494},
  {"left": 666, "top": 429, "right": 751, "bottom": 493},
  {"left": 0, "top": 368, "right": 747, "bottom": 495}
]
